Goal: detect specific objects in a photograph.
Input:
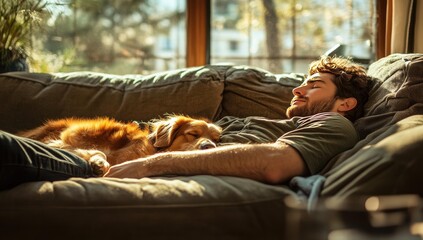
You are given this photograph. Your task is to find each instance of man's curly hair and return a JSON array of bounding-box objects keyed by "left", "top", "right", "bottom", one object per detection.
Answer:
[{"left": 308, "top": 55, "right": 372, "bottom": 121}]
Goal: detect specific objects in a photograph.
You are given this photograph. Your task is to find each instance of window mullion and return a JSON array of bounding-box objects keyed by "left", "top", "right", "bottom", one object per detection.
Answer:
[{"left": 186, "top": 0, "right": 210, "bottom": 67}]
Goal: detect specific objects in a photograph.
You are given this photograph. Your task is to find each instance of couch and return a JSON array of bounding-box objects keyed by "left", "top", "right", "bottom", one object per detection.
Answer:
[{"left": 0, "top": 54, "right": 422, "bottom": 239}]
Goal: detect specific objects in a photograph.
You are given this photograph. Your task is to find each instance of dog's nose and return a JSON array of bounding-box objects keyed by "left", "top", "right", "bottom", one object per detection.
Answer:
[{"left": 200, "top": 141, "right": 216, "bottom": 150}]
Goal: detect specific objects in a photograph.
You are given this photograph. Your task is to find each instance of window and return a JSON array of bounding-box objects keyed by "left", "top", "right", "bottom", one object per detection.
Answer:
[
  {"left": 34, "top": 0, "right": 375, "bottom": 74},
  {"left": 37, "top": 0, "right": 186, "bottom": 74},
  {"left": 210, "top": 0, "right": 375, "bottom": 73}
]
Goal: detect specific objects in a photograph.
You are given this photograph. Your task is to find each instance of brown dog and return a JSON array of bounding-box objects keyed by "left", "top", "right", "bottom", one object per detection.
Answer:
[{"left": 18, "top": 115, "right": 222, "bottom": 176}]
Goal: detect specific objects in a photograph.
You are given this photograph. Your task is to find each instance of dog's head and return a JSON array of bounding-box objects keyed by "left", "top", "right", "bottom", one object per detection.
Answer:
[{"left": 149, "top": 115, "right": 221, "bottom": 152}]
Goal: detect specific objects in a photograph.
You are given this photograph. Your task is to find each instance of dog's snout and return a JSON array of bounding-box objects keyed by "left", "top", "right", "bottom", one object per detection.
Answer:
[{"left": 199, "top": 141, "right": 216, "bottom": 150}]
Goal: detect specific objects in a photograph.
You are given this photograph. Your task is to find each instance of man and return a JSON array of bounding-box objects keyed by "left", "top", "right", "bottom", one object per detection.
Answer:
[
  {"left": 103, "top": 56, "right": 371, "bottom": 183},
  {"left": 0, "top": 56, "right": 370, "bottom": 190}
]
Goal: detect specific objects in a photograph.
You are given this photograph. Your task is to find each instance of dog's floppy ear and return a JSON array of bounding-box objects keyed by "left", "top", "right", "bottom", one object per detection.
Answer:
[{"left": 151, "top": 116, "right": 189, "bottom": 148}]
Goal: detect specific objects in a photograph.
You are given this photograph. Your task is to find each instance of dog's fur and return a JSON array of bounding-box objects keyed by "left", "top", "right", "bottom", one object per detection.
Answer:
[{"left": 18, "top": 115, "right": 222, "bottom": 176}]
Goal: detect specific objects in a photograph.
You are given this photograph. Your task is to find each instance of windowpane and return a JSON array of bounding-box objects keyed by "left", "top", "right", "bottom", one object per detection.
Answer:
[
  {"left": 210, "top": 0, "right": 375, "bottom": 73},
  {"left": 36, "top": 0, "right": 186, "bottom": 74}
]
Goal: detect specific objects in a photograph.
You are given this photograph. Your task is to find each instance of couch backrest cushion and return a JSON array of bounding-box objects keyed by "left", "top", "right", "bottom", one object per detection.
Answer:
[
  {"left": 0, "top": 64, "right": 303, "bottom": 134},
  {"left": 0, "top": 66, "right": 227, "bottom": 133},
  {"left": 219, "top": 66, "right": 303, "bottom": 120},
  {"left": 354, "top": 53, "right": 423, "bottom": 138}
]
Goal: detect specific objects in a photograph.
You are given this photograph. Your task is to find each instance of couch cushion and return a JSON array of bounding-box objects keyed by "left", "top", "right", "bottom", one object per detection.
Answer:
[
  {"left": 0, "top": 66, "right": 227, "bottom": 133},
  {"left": 354, "top": 53, "right": 423, "bottom": 139},
  {"left": 220, "top": 66, "right": 303, "bottom": 120},
  {"left": 0, "top": 175, "right": 296, "bottom": 239},
  {"left": 321, "top": 114, "right": 423, "bottom": 197}
]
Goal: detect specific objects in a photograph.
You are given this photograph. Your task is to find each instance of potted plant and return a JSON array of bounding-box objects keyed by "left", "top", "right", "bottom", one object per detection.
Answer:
[{"left": 0, "top": 0, "right": 46, "bottom": 73}]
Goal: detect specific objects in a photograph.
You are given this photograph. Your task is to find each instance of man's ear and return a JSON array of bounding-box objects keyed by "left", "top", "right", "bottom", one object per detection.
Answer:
[{"left": 337, "top": 97, "right": 357, "bottom": 113}]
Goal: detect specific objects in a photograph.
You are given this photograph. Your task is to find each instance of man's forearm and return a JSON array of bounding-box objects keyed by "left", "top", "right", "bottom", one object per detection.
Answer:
[{"left": 105, "top": 142, "right": 306, "bottom": 184}]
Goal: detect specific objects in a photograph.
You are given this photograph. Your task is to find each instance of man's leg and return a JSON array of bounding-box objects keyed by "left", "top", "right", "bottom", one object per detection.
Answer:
[{"left": 0, "top": 130, "right": 94, "bottom": 190}]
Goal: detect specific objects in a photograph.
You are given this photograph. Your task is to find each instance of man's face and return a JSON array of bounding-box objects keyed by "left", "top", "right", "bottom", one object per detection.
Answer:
[{"left": 286, "top": 72, "right": 339, "bottom": 118}]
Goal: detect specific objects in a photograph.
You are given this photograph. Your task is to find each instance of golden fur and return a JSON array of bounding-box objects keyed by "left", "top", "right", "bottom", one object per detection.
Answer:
[{"left": 18, "top": 115, "right": 222, "bottom": 176}]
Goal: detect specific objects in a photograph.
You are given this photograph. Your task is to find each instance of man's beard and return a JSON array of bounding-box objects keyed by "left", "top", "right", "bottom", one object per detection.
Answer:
[{"left": 286, "top": 97, "right": 337, "bottom": 118}]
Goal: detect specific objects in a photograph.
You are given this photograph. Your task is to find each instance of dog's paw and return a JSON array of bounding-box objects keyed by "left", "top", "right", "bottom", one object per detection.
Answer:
[{"left": 88, "top": 153, "right": 111, "bottom": 177}]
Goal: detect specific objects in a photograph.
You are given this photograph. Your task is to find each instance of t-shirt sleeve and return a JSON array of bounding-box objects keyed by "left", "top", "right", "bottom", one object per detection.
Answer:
[{"left": 277, "top": 112, "right": 358, "bottom": 174}]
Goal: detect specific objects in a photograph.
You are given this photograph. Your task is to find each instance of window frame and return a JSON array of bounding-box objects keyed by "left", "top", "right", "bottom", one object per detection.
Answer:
[
  {"left": 186, "top": 0, "right": 210, "bottom": 67},
  {"left": 187, "top": 0, "right": 380, "bottom": 67}
]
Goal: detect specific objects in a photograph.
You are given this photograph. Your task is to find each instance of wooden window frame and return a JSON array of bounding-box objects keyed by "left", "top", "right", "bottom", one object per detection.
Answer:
[
  {"left": 186, "top": 0, "right": 210, "bottom": 67},
  {"left": 376, "top": 0, "right": 388, "bottom": 59},
  {"left": 190, "top": 0, "right": 380, "bottom": 65}
]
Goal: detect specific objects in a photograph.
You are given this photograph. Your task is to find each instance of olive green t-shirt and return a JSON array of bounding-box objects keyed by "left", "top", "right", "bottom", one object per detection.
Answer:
[{"left": 215, "top": 112, "right": 358, "bottom": 174}]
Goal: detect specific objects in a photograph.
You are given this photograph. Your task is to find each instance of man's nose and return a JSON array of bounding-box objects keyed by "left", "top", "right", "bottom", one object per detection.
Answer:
[{"left": 292, "top": 85, "right": 305, "bottom": 96}]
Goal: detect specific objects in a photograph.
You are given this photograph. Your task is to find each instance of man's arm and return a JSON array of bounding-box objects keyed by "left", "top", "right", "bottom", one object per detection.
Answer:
[{"left": 104, "top": 142, "right": 306, "bottom": 184}]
